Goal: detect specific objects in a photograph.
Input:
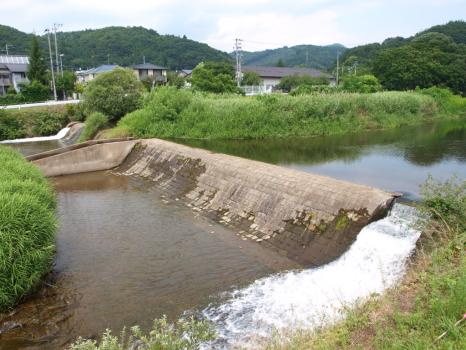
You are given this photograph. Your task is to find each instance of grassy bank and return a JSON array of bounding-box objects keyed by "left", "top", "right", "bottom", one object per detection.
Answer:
[
  {"left": 267, "top": 176, "right": 465, "bottom": 350},
  {"left": 0, "top": 104, "right": 83, "bottom": 141},
  {"left": 0, "top": 146, "right": 57, "bottom": 310},
  {"left": 110, "top": 87, "right": 465, "bottom": 139}
]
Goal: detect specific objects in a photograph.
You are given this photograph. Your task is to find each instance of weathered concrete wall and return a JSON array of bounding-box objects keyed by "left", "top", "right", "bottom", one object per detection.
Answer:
[
  {"left": 115, "top": 139, "right": 396, "bottom": 266},
  {"left": 33, "top": 140, "right": 136, "bottom": 177}
]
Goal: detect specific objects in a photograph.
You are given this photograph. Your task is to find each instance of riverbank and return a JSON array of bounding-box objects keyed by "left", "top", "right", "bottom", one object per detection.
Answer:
[
  {"left": 0, "top": 146, "right": 57, "bottom": 310},
  {"left": 0, "top": 104, "right": 82, "bottom": 141},
  {"left": 109, "top": 87, "right": 465, "bottom": 140},
  {"left": 266, "top": 177, "right": 465, "bottom": 350}
]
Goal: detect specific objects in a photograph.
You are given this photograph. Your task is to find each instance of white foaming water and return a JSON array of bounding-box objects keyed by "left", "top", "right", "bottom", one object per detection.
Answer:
[
  {"left": 0, "top": 127, "right": 70, "bottom": 144},
  {"left": 202, "top": 203, "right": 421, "bottom": 349}
]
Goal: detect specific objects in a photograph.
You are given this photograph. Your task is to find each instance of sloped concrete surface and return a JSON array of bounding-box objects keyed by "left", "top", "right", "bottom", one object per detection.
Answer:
[{"left": 115, "top": 139, "right": 396, "bottom": 265}]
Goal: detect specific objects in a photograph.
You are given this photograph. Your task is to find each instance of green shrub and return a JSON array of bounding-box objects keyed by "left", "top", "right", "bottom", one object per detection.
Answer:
[
  {"left": 31, "top": 111, "right": 70, "bottom": 136},
  {"left": 79, "top": 112, "right": 109, "bottom": 141},
  {"left": 0, "top": 110, "right": 26, "bottom": 140},
  {"left": 341, "top": 74, "right": 382, "bottom": 93},
  {"left": 0, "top": 146, "right": 57, "bottom": 310},
  {"left": 277, "top": 75, "right": 330, "bottom": 92},
  {"left": 19, "top": 80, "right": 51, "bottom": 102},
  {"left": 69, "top": 316, "right": 215, "bottom": 350},
  {"left": 290, "top": 84, "right": 336, "bottom": 96},
  {"left": 82, "top": 68, "right": 145, "bottom": 121}
]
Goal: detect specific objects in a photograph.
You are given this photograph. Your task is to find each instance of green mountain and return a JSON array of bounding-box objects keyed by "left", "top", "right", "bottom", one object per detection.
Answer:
[
  {"left": 340, "top": 20, "right": 466, "bottom": 68},
  {"left": 0, "top": 25, "right": 231, "bottom": 70},
  {"left": 236, "top": 43, "right": 346, "bottom": 71},
  {"left": 340, "top": 21, "right": 466, "bottom": 94}
]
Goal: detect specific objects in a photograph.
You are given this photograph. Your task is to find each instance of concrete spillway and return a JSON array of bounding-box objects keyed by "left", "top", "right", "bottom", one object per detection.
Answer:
[{"left": 31, "top": 138, "right": 396, "bottom": 265}]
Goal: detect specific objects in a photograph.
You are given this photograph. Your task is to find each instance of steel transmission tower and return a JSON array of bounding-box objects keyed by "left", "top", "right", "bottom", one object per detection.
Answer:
[{"left": 234, "top": 38, "right": 243, "bottom": 87}]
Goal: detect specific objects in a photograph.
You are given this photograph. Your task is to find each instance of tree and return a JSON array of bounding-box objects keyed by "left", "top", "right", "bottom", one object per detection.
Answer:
[
  {"left": 167, "top": 71, "right": 186, "bottom": 88},
  {"left": 82, "top": 68, "right": 145, "bottom": 121},
  {"left": 276, "top": 58, "right": 285, "bottom": 67},
  {"left": 190, "top": 62, "right": 239, "bottom": 93},
  {"left": 27, "top": 35, "right": 48, "bottom": 84},
  {"left": 241, "top": 71, "right": 261, "bottom": 86},
  {"left": 341, "top": 74, "right": 382, "bottom": 93},
  {"left": 56, "top": 71, "right": 77, "bottom": 99},
  {"left": 20, "top": 80, "right": 50, "bottom": 102}
]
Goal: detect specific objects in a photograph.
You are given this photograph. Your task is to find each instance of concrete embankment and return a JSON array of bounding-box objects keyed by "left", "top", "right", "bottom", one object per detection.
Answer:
[
  {"left": 114, "top": 139, "right": 396, "bottom": 265},
  {"left": 31, "top": 139, "right": 136, "bottom": 177},
  {"left": 31, "top": 138, "right": 395, "bottom": 265}
]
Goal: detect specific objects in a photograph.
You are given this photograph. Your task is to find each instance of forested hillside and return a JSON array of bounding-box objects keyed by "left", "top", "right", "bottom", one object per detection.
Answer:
[
  {"left": 237, "top": 43, "right": 346, "bottom": 71},
  {"left": 0, "top": 25, "right": 231, "bottom": 70},
  {"left": 340, "top": 21, "right": 466, "bottom": 93}
]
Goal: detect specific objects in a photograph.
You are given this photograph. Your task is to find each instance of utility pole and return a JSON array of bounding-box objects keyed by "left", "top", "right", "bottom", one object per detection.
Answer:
[
  {"left": 234, "top": 38, "right": 243, "bottom": 87},
  {"left": 143, "top": 55, "right": 146, "bottom": 64},
  {"left": 53, "top": 24, "right": 62, "bottom": 77},
  {"left": 60, "top": 53, "right": 65, "bottom": 100},
  {"left": 45, "top": 29, "right": 57, "bottom": 101},
  {"left": 305, "top": 49, "right": 309, "bottom": 67},
  {"left": 3, "top": 44, "right": 14, "bottom": 55},
  {"left": 107, "top": 54, "right": 110, "bottom": 64},
  {"left": 336, "top": 51, "right": 340, "bottom": 86}
]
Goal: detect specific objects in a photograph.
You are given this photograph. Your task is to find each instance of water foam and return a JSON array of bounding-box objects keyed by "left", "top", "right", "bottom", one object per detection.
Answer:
[
  {"left": 0, "top": 127, "right": 70, "bottom": 144},
  {"left": 202, "top": 203, "right": 422, "bottom": 349}
]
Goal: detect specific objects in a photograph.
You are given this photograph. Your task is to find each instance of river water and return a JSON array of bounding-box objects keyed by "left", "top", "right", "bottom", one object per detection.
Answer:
[
  {"left": 1, "top": 119, "right": 465, "bottom": 349},
  {"left": 179, "top": 119, "right": 466, "bottom": 200}
]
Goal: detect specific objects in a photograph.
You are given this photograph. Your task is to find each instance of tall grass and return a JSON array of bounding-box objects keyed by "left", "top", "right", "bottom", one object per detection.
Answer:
[
  {"left": 69, "top": 316, "right": 215, "bottom": 350},
  {"left": 112, "top": 87, "right": 463, "bottom": 140},
  {"left": 78, "top": 112, "right": 109, "bottom": 142},
  {"left": 0, "top": 146, "right": 57, "bottom": 310}
]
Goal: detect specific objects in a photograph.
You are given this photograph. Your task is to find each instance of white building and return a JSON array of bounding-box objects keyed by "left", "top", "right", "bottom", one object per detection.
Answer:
[
  {"left": 0, "top": 55, "right": 29, "bottom": 95},
  {"left": 242, "top": 66, "right": 333, "bottom": 92},
  {"left": 76, "top": 64, "right": 119, "bottom": 83}
]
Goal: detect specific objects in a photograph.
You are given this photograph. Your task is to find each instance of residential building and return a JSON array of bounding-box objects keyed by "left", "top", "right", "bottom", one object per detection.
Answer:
[
  {"left": 132, "top": 63, "right": 168, "bottom": 84},
  {"left": 177, "top": 69, "right": 192, "bottom": 78},
  {"left": 76, "top": 64, "right": 119, "bottom": 83},
  {"left": 242, "top": 66, "right": 333, "bottom": 91},
  {"left": 0, "top": 55, "right": 29, "bottom": 95}
]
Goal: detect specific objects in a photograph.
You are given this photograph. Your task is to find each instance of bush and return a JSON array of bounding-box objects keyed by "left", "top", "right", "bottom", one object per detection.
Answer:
[
  {"left": 79, "top": 112, "right": 109, "bottom": 141},
  {"left": 20, "top": 80, "right": 51, "bottom": 102},
  {"left": 69, "top": 316, "right": 215, "bottom": 350},
  {"left": 341, "top": 75, "right": 382, "bottom": 93},
  {"left": 0, "top": 146, "right": 57, "bottom": 310},
  {"left": 290, "top": 84, "right": 336, "bottom": 96},
  {"left": 115, "top": 88, "right": 445, "bottom": 139},
  {"left": 82, "top": 68, "right": 145, "bottom": 121},
  {"left": 0, "top": 110, "right": 26, "bottom": 140},
  {"left": 31, "top": 111, "right": 70, "bottom": 136}
]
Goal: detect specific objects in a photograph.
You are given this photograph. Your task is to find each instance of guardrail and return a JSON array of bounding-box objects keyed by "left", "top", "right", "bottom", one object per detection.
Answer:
[{"left": 1, "top": 99, "right": 80, "bottom": 110}]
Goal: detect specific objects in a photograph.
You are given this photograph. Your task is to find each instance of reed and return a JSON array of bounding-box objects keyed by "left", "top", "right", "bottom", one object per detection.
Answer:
[
  {"left": 112, "top": 87, "right": 463, "bottom": 140},
  {"left": 0, "top": 146, "right": 57, "bottom": 310}
]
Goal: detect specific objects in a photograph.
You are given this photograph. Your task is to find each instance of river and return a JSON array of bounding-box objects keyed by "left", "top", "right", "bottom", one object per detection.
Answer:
[{"left": 0, "top": 119, "right": 464, "bottom": 349}]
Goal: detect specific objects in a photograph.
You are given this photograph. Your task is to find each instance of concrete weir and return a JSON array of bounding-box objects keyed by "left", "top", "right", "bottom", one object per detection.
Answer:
[{"left": 32, "top": 138, "right": 396, "bottom": 266}]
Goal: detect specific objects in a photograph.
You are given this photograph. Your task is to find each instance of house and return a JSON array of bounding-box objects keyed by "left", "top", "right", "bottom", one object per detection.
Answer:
[
  {"left": 177, "top": 69, "right": 192, "bottom": 78},
  {"left": 0, "top": 55, "right": 29, "bottom": 95},
  {"left": 76, "top": 64, "right": 119, "bottom": 83},
  {"left": 132, "top": 63, "right": 167, "bottom": 84},
  {"left": 242, "top": 66, "right": 333, "bottom": 91}
]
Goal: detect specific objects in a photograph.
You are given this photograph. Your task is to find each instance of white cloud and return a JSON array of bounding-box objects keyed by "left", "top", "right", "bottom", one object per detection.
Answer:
[{"left": 206, "top": 10, "right": 349, "bottom": 51}]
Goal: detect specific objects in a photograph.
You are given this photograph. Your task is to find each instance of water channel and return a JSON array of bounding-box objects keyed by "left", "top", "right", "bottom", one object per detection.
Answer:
[{"left": 0, "top": 118, "right": 464, "bottom": 349}]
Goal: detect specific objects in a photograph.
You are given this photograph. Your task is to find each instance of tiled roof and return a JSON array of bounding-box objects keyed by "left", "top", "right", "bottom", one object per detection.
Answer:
[
  {"left": 0, "top": 55, "right": 29, "bottom": 64},
  {"left": 132, "top": 63, "right": 167, "bottom": 70},
  {"left": 242, "top": 66, "right": 332, "bottom": 79}
]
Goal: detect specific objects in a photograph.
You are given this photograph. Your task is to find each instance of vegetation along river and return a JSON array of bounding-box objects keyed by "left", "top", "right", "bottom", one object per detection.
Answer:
[{"left": 0, "top": 118, "right": 464, "bottom": 349}]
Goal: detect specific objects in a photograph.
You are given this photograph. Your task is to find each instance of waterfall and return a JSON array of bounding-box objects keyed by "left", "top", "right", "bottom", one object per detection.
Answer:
[{"left": 202, "top": 203, "right": 422, "bottom": 349}]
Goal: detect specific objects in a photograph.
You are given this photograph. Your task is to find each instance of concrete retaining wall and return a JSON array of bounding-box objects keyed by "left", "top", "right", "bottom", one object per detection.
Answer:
[
  {"left": 32, "top": 140, "right": 136, "bottom": 177},
  {"left": 115, "top": 139, "right": 396, "bottom": 266}
]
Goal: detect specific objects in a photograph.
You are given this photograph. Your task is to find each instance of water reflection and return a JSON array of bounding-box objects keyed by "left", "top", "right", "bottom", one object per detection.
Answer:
[{"left": 178, "top": 119, "right": 466, "bottom": 198}]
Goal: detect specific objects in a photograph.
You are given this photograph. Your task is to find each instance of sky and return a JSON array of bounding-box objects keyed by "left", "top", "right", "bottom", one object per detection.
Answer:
[{"left": 1, "top": 0, "right": 465, "bottom": 52}]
